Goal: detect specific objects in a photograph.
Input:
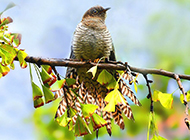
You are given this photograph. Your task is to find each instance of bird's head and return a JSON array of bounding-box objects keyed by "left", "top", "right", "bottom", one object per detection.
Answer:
[{"left": 82, "top": 6, "right": 110, "bottom": 22}]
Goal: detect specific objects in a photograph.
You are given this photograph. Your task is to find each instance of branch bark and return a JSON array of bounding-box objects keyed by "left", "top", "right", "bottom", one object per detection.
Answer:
[{"left": 22, "top": 56, "right": 190, "bottom": 81}]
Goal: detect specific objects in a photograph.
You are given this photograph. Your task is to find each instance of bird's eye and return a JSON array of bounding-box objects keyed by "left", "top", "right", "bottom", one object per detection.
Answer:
[{"left": 92, "top": 9, "right": 97, "bottom": 14}]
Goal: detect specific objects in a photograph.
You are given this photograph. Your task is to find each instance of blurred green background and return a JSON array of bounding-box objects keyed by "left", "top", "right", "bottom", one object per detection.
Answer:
[{"left": 0, "top": 0, "right": 190, "bottom": 140}]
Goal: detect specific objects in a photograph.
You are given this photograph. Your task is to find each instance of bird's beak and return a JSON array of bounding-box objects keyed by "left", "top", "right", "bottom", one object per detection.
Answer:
[{"left": 104, "top": 7, "right": 111, "bottom": 12}]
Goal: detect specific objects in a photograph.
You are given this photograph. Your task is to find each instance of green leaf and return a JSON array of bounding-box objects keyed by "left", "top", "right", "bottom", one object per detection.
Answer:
[
  {"left": 81, "top": 104, "right": 98, "bottom": 119},
  {"left": 41, "top": 65, "right": 52, "bottom": 74},
  {"left": 46, "top": 74, "right": 57, "bottom": 87},
  {"left": 69, "top": 107, "right": 77, "bottom": 117},
  {"left": 147, "top": 112, "right": 167, "bottom": 140},
  {"left": 91, "top": 113, "right": 107, "bottom": 131},
  {"left": 103, "top": 96, "right": 116, "bottom": 112},
  {"left": 10, "top": 62, "right": 15, "bottom": 70},
  {"left": 180, "top": 91, "right": 190, "bottom": 103},
  {"left": 33, "top": 97, "right": 44, "bottom": 108},
  {"left": 0, "top": 17, "right": 13, "bottom": 27},
  {"left": 0, "top": 44, "right": 17, "bottom": 65},
  {"left": 180, "top": 94, "right": 184, "bottom": 103},
  {"left": 0, "top": 64, "right": 10, "bottom": 77},
  {"left": 97, "top": 69, "right": 113, "bottom": 85},
  {"left": 158, "top": 92, "right": 173, "bottom": 109},
  {"left": 151, "top": 135, "right": 167, "bottom": 140},
  {"left": 40, "top": 66, "right": 53, "bottom": 84},
  {"left": 0, "top": 2, "right": 16, "bottom": 16},
  {"left": 74, "top": 116, "right": 91, "bottom": 136},
  {"left": 106, "top": 77, "right": 117, "bottom": 90},
  {"left": 68, "top": 118, "right": 74, "bottom": 131},
  {"left": 87, "top": 65, "right": 97, "bottom": 78},
  {"left": 153, "top": 90, "right": 159, "bottom": 102},
  {"left": 134, "top": 82, "right": 138, "bottom": 93},
  {"left": 17, "top": 49, "right": 28, "bottom": 68},
  {"left": 32, "top": 81, "right": 43, "bottom": 100},
  {"left": 116, "top": 70, "right": 124, "bottom": 75},
  {"left": 0, "top": 49, "right": 5, "bottom": 63},
  {"left": 147, "top": 113, "right": 151, "bottom": 140},
  {"left": 56, "top": 108, "right": 71, "bottom": 127},
  {"left": 68, "top": 108, "right": 77, "bottom": 131},
  {"left": 153, "top": 90, "right": 173, "bottom": 109},
  {"left": 50, "top": 79, "right": 66, "bottom": 92},
  {"left": 65, "top": 78, "right": 76, "bottom": 87},
  {"left": 187, "top": 91, "right": 190, "bottom": 102},
  {"left": 104, "top": 89, "right": 126, "bottom": 112},
  {"left": 147, "top": 112, "right": 156, "bottom": 140},
  {"left": 105, "top": 89, "right": 126, "bottom": 104},
  {"left": 42, "top": 85, "right": 55, "bottom": 104},
  {"left": 11, "top": 33, "right": 22, "bottom": 47}
]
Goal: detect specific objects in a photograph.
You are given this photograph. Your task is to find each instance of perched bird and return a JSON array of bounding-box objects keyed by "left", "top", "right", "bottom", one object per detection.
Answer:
[{"left": 54, "top": 5, "right": 141, "bottom": 136}]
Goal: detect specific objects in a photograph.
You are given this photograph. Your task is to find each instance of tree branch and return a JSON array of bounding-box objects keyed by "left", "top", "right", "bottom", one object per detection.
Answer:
[{"left": 22, "top": 56, "right": 190, "bottom": 81}]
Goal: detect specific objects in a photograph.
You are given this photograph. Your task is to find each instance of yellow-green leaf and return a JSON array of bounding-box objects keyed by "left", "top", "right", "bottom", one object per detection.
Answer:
[
  {"left": 153, "top": 90, "right": 160, "bottom": 102},
  {"left": 17, "top": 49, "right": 28, "bottom": 68},
  {"left": 116, "top": 70, "right": 124, "bottom": 75},
  {"left": 97, "top": 69, "right": 113, "bottom": 85},
  {"left": 32, "top": 81, "right": 43, "bottom": 100},
  {"left": 69, "top": 107, "right": 77, "bottom": 117},
  {"left": 104, "top": 89, "right": 126, "bottom": 112},
  {"left": 50, "top": 79, "right": 66, "bottom": 92},
  {"left": 74, "top": 116, "right": 91, "bottom": 136},
  {"left": 10, "top": 62, "right": 15, "bottom": 70},
  {"left": 68, "top": 117, "right": 75, "bottom": 131},
  {"left": 0, "top": 17, "right": 13, "bottom": 27},
  {"left": 187, "top": 91, "right": 190, "bottom": 102},
  {"left": 180, "top": 94, "right": 184, "bottom": 103},
  {"left": 0, "top": 44, "right": 17, "bottom": 65},
  {"left": 33, "top": 97, "right": 44, "bottom": 108},
  {"left": 134, "top": 82, "right": 138, "bottom": 93},
  {"left": 151, "top": 135, "right": 167, "bottom": 140},
  {"left": 158, "top": 92, "right": 173, "bottom": 109},
  {"left": 105, "top": 89, "right": 126, "bottom": 105},
  {"left": 11, "top": 33, "right": 22, "bottom": 47},
  {"left": 87, "top": 65, "right": 97, "bottom": 78},
  {"left": 42, "top": 65, "right": 52, "bottom": 74},
  {"left": 106, "top": 77, "right": 117, "bottom": 90},
  {"left": 81, "top": 104, "right": 98, "bottom": 118},
  {"left": 180, "top": 92, "right": 190, "bottom": 103},
  {"left": 40, "top": 67, "right": 53, "bottom": 84},
  {"left": 65, "top": 78, "right": 76, "bottom": 87},
  {"left": 116, "top": 89, "right": 126, "bottom": 105},
  {"left": 0, "top": 64, "right": 10, "bottom": 77},
  {"left": 91, "top": 113, "right": 107, "bottom": 131},
  {"left": 42, "top": 85, "right": 55, "bottom": 104},
  {"left": 56, "top": 108, "right": 71, "bottom": 127},
  {"left": 103, "top": 96, "right": 116, "bottom": 112}
]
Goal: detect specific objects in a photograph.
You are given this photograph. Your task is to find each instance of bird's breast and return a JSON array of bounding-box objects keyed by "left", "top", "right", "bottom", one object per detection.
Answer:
[{"left": 72, "top": 22, "right": 112, "bottom": 60}]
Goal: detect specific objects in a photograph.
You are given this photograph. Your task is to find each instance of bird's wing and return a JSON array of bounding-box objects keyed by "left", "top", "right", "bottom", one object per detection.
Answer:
[{"left": 109, "top": 43, "right": 116, "bottom": 61}]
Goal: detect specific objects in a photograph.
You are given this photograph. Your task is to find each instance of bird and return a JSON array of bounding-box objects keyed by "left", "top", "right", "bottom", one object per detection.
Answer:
[{"left": 54, "top": 5, "right": 141, "bottom": 136}]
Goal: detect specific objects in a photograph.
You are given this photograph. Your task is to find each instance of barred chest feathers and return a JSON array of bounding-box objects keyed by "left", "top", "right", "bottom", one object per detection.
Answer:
[{"left": 72, "top": 21, "right": 113, "bottom": 61}]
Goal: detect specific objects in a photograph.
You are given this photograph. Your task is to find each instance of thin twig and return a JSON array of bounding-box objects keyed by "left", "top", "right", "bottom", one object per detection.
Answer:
[
  {"left": 174, "top": 74, "right": 189, "bottom": 116},
  {"left": 143, "top": 74, "right": 153, "bottom": 113},
  {"left": 174, "top": 74, "right": 190, "bottom": 130},
  {"left": 51, "top": 66, "right": 61, "bottom": 80}
]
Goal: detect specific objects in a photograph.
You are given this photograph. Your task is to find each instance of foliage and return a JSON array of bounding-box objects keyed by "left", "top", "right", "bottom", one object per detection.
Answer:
[{"left": 0, "top": 3, "right": 27, "bottom": 78}]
